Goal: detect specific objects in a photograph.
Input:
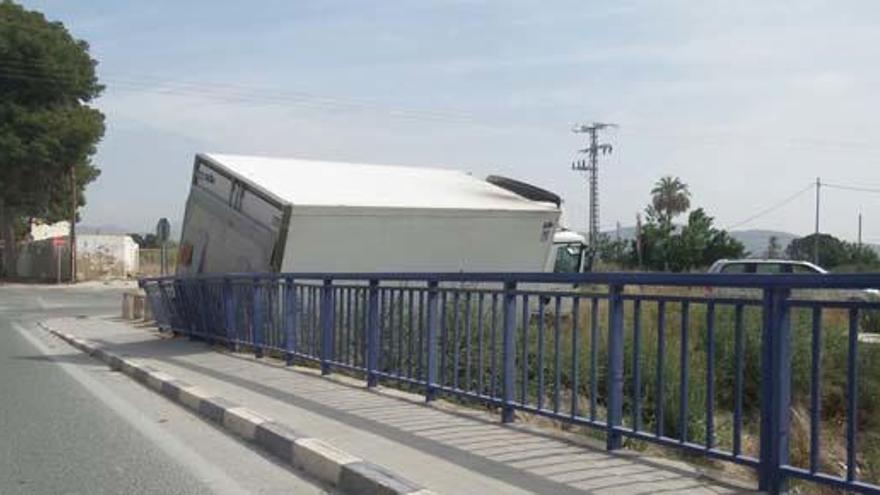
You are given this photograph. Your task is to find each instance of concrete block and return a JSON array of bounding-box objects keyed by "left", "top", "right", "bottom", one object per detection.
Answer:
[
  {"left": 145, "top": 370, "right": 175, "bottom": 391},
  {"left": 293, "top": 437, "right": 362, "bottom": 485},
  {"left": 143, "top": 296, "right": 153, "bottom": 321},
  {"left": 254, "top": 421, "right": 300, "bottom": 464},
  {"left": 159, "top": 379, "right": 191, "bottom": 400},
  {"left": 222, "top": 406, "right": 268, "bottom": 440},
  {"left": 198, "top": 396, "right": 238, "bottom": 423},
  {"left": 178, "top": 386, "right": 212, "bottom": 411},
  {"left": 132, "top": 294, "right": 146, "bottom": 319},
  {"left": 121, "top": 292, "right": 136, "bottom": 319},
  {"left": 339, "top": 460, "right": 423, "bottom": 495}
]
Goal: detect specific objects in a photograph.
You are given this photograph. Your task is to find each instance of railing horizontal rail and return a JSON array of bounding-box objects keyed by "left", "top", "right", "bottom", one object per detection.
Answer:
[{"left": 141, "top": 271, "right": 880, "bottom": 288}]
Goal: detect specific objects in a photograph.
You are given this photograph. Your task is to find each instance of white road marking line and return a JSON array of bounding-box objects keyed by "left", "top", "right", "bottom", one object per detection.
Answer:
[{"left": 12, "top": 321, "right": 251, "bottom": 495}]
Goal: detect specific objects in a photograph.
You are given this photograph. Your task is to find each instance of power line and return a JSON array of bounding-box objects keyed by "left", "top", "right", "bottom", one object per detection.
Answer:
[
  {"left": 821, "top": 182, "right": 880, "bottom": 194},
  {"left": 727, "top": 182, "right": 814, "bottom": 230},
  {"left": 0, "top": 58, "right": 479, "bottom": 125}
]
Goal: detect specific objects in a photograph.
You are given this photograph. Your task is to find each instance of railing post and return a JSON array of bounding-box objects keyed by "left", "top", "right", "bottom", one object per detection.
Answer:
[
  {"left": 172, "top": 279, "right": 185, "bottom": 336},
  {"left": 223, "top": 278, "right": 237, "bottom": 351},
  {"left": 321, "top": 278, "right": 335, "bottom": 375},
  {"left": 184, "top": 280, "right": 198, "bottom": 339},
  {"left": 425, "top": 280, "right": 440, "bottom": 402},
  {"left": 502, "top": 280, "right": 517, "bottom": 423},
  {"left": 366, "top": 279, "right": 380, "bottom": 387},
  {"left": 252, "top": 278, "right": 264, "bottom": 358},
  {"left": 284, "top": 277, "right": 297, "bottom": 366},
  {"left": 606, "top": 284, "right": 625, "bottom": 450},
  {"left": 200, "top": 280, "right": 213, "bottom": 345},
  {"left": 759, "top": 287, "right": 792, "bottom": 494}
]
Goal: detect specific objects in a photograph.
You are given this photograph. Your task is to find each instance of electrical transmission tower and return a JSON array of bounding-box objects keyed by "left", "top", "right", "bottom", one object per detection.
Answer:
[{"left": 572, "top": 122, "right": 617, "bottom": 246}]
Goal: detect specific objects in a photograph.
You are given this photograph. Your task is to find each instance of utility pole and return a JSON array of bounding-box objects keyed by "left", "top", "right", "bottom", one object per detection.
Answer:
[
  {"left": 69, "top": 164, "right": 77, "bottom": 283},
  {"left": 813, "top": 177, "right": 820, "bottom": 265},
  {"left": 572, "top": 122, "right": 616, "bottom": 247},
  {"left": 635, "top": 212, "right": 643, "bottom": 270},
  {"left": 858, "top": 211, "right": 863, "bottom": 247}
]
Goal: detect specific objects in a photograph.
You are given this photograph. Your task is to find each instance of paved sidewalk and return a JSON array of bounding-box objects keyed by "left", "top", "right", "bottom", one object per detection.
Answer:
[{"left": 44, "top": 316, "right": 754, "bottom": 495}]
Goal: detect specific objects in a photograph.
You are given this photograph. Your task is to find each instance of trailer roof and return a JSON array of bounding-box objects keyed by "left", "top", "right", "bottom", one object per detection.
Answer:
[{"left": 201, "top": 153, "right": 559, "bottom": 211}]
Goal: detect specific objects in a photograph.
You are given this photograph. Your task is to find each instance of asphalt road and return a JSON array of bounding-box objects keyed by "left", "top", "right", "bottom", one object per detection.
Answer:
[{"left": 0, "top": 283, "right": 331, "bottom": 495}]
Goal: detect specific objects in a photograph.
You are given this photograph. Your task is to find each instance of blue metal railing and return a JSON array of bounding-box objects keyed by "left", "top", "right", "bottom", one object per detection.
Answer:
[{"left": 140, "top": 272, "right": 880, "bottom": 494}]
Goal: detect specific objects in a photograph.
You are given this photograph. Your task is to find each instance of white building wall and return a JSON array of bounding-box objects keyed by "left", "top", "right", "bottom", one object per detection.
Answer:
[
  {"left": 30, "top": 221, "right": 70, "bottom": 241},
  {"left": 76, "top": 234, "right": 139, "bottom": 279}
]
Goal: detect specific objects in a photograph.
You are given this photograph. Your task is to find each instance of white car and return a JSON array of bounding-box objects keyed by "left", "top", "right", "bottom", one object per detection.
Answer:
[{"left": 706, "top": 259, "right": 880, "bottom": 301}]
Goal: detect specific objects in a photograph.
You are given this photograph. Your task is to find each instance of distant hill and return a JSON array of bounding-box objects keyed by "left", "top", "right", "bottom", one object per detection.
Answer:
[{"left": 78, "top": 224, "right": 131, "bottom": 235}]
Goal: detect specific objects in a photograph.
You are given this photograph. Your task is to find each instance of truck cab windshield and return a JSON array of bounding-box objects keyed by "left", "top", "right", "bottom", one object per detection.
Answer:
[{"left": 553, "top": 243, "right": 585, "bottom": 273}]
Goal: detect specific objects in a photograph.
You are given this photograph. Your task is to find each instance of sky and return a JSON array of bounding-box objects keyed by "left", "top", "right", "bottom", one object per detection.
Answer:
[{"left": 15, "top": 0, "right": 880, "bottom": 243}]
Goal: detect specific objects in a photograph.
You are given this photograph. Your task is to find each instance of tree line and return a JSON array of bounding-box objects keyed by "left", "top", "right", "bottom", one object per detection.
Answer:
[
  {"left": 786, "top": 233, "right": 879, "bottom": 271},
  {"left": 0, "top": 1, "right": 104, "bottom": 276},
  {"left": 595, "top": 176, "right": 746, "bottom": 272},
  {"left": 595, "top": 177, "right": 879, "bottom": 272}
]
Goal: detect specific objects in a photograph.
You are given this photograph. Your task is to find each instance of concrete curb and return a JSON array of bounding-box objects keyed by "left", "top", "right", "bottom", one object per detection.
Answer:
[{"left": 49, "top": 329, "right": 435, "bottom": 495}]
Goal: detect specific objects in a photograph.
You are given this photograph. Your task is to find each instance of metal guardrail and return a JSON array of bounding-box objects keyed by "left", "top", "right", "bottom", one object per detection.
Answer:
[{"left": 140, "top": 272, "right": 880, "bottom": 494}]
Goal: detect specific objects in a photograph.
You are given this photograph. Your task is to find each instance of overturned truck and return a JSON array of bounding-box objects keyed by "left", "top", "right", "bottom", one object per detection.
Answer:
[{"left": 177, "top": 153, "right": 586, "bottom": 275}]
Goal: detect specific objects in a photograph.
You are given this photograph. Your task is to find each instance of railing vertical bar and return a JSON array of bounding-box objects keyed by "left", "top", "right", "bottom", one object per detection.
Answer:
[
  {"left": 521, "top": 294, "right": 529, "bottom": 405},
  {"left": 607, "top": 284, "right": 624, "bottom": 450},
  {"left": 338, "top": 286, "right": 345, "bottom": 363},
  {"left": 366, "top": 280, "right": 379, "bottom": 387},
  {"left": 440, "top": 291, "right": 449, "bottom": 388},
  {"left": 632, "top": 298, "right": 642, "bottom": 432},
  {"left": 227, "top": 278, "right": 238, "bottom": 351},
  {"left": 320, "top": 279, "right": 334, "bottom": 375},
  {"left": 335, "top": 287, "right": 343, "bottom": 363},
  {"left": 679, "top": 301, "right": 689, "bottom": 444},
  {"left": 409, "top": 289, "right": 416, "bottom": 379},
  {"left": 706, "top": 301, "right": 715, "bottom": 449},
  {"left": 284, "top": 278, "right": 296, "bottom": 365},
  {"left": 491, "top": 293, "right": 499, "bottom": 399},
  {"left": 477, "top": 294, "right": 485, "bottom": 395},
  {"left": 810, "top": 306, "right": 822, "bottom": 474},
  {"left": 452, "top": 292, "right": 461, "bottom": 390},
  {"left": 502, "top": 281, "right": 517, "bottom": 423},
  {"left": 397, "top": 289, "right": 405, "bottom": 378},
  {"left": 297, "top": 285, "right": 303, "bottom": 355},
  {"left": 253, "top": 278, "right": 264, "bottom": 358},
  {"left": 553, "top": 296, "right": 562, "bottom": 415},
  {"left": 571, "top": 296, "right": 581, "bottom": 419},
  {"left": 465, "top": 292, "right": 472, "bottom": 392},
  {"left": 311, "top": 286, "right": 318, "bottom": 357},
  {"left": 382, "top": 289, "right": 389, "bottom": 374},
  {"left": 419, "top": 290, "right": 426, "bottom": 381},
  {"left": 590, "top": 297, "right": 599, "bottom": 421},
  {"left": 847, "top": 307, "right": 859, "bottom": 483},
  {"left": 537, "top": 298, "right": 546, "bottom": 412},
  {"left": 733, "top": 303, "right": 744, "bottom": 456},
  {"left": 365, "top": 287, "right": 370, "bottom": 370},
  {"left": 379, "top": 288, "right": 386, "bottom": 372},
  {"left": 656, "top": 300, "right": 666, "bottom": 438},
  {"left": 758, "top": 288, "right": 791, "bottom": 493},
  {"left": 345, "top": 287, "right": 357, "bottom": 366},
  {"left": 425, "top": 280, "right": 440, "bottom": 401}
]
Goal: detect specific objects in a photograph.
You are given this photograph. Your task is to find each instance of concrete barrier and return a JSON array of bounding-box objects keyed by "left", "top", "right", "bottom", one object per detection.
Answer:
[
  {"left": 121, "top": 291, "right": 151, "bottom": 321},
  {"left": 49, "top": 329, "right": 435, "bottom": 495}
]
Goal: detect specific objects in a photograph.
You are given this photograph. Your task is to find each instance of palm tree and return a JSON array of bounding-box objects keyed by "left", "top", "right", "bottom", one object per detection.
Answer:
[{"left": 650, "top": 176, "right": 691, "bottom": 230}]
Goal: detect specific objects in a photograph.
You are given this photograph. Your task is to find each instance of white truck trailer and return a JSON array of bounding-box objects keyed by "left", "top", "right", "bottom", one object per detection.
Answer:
[{"left": 176, "top": 153, "right": 584, "bottom": 275}]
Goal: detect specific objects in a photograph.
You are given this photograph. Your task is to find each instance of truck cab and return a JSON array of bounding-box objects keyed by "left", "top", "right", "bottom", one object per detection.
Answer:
[{"left": 548, "top": 230, "right": 589, "bottom": 273}]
